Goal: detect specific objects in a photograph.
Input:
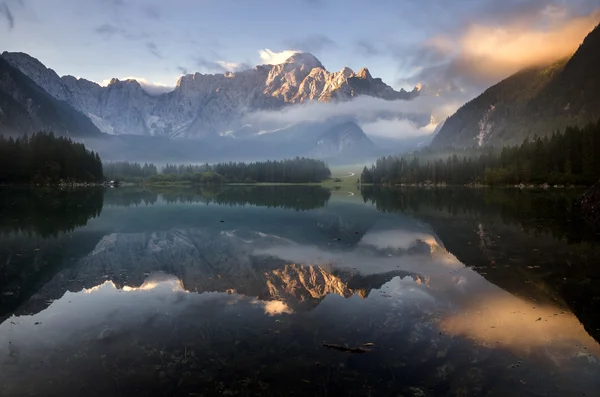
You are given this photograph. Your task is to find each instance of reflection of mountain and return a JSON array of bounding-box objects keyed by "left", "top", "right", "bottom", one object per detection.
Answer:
[
  {"left": 14, "top": 228, "right": 414, "bottom": 317},
  {"left": 361, "top": 187, "right": 600, "bottom": 342},
  {"left": 0, "top": 230, "right": 106, "bottom": 320},
  {"left": 103, "top": 185, "right": 331, "bottom": 211}
]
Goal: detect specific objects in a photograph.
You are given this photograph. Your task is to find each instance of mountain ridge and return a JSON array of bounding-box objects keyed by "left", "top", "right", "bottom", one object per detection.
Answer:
[
  {"left": 0, "top": 57, "right": 103, "bottom": 137},
  {"left": 1, "top": 51, "right": 419, "bottom": 139}
]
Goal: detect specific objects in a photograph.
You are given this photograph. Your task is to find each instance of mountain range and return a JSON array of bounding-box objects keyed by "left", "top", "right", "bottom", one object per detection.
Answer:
[
  {"left": 0, "top": 50, "right": 426, "bottom": 162},
  {"left": 1, "top": 51, "right": 419, "bottom": 139},
  {"left": 1, "top": 22, "right": 599, "bottom": 161},
  {"left": 432, "top": 22, "right": 600, "bottom": 148}
]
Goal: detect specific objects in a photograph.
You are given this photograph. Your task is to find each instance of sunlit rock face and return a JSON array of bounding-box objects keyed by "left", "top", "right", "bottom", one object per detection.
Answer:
[{"left": 1, "top": 51, "right": 418, "bottom": 138}]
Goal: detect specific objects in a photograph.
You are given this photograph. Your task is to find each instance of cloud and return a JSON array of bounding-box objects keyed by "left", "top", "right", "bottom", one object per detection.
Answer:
[
  {"left": 146, "top": 41, "right": 162, "bottom": 59},
  {"left": 142, "top": 4, "right": 160, "bottom": 20},
  {"left": 243, "top": 95, "right": 463, "bottom": 140},
  {"left": 0, "top": 2, "right": 13, "bottom": 29},
  {"left": 215, "top": 60, "right": 251, "bottom": 72},
  {"left": 402, "top": 6, "right": 600, "bottom": 95},
  {"left": 94, "top": 23, "right": 141, "bottom": 40},
  {"left": 176, "top": 66, "right": 188, "bottom": 75},
  {"left": 285, "top": 35, "right": 336, "bottom": 53},
  {"left": 101, "top": 0, "right": 124, "bottom": 6},
  {"left": 258, "top": 49, "right": 299, "bottom": 65},
  {"left": 356, "top": 40, "right": 381, "bottom": 57},
  {"left": 1, "top": 0, "right": 23, "bottom": 30},
  {"left": 100, "top": 76, "right": 175, "bottom": 95},
  {"left": 195, "top": 57, "right": 250, "bottom": 73},
  {"left": 95, "top": 23, "right": 119, "bottom": 37},
  {"left": 360, "top": 118, "right": 439, "bottom": 140}
]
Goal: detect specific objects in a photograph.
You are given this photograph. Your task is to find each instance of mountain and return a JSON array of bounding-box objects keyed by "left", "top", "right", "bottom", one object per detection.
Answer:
[
  {"left": 87, "top": 120, "right": 381, "bottom": 164},
  {"left": 432, "top": 23, "right": 600, "bottom": 148},
  {"left": 1, "top": 51, "right": 419, "bottom": 139},
  {"left": 310, "top": 121, "right": 377, "bottom": 160},
  {"left": 0, "top": 58, "right": 102, "bottom": 137}
]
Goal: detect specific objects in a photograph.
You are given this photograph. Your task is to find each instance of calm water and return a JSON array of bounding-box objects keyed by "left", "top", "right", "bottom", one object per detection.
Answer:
[{"left": 1, "top": 186, "right": 599, "bottom": 397}]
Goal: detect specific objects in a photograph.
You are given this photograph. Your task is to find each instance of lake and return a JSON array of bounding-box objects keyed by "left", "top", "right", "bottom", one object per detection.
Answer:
[{"left": 1, "top": 186, "right": 599, "bottom": 397}]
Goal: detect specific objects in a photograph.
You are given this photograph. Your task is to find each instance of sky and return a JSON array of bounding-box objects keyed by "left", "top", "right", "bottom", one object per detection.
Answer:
[{"left": 1, "top": 0, "right": 599, "bottom": 112}]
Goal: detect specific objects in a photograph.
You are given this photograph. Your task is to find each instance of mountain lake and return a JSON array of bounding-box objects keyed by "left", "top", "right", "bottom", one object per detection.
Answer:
[{"left": 0, "top": 186, "right": 599, "bottom": 397}]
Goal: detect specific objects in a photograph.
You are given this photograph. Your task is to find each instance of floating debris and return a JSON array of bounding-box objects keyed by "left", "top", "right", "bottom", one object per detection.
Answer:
[{"left": 322, "top": 343, "right": 371, "bottom": 354}]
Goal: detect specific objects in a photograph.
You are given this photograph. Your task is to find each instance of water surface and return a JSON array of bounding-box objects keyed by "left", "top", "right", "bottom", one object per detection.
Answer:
[{"left": 1, "top": 186, "right": 599, "bottom": 396}]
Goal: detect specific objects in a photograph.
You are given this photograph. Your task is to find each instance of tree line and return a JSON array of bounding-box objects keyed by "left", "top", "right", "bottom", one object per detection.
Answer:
[
  {"left": 108, "top": 158, "right": 332, "bottom": 184},
  {"left": 103, "top": 161, "right": 158, "bottom": 182},
  {"left": 362, "top": 121, "right": 600, "bottom": 186},
  {"left": 0, "top": 133, "right": 103, "bottom": 184}
]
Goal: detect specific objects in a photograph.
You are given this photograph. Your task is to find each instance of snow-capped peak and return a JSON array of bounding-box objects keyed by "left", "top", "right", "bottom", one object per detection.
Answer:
[{"left": 283, "top": 52, "right": 324, "bottom": 69}]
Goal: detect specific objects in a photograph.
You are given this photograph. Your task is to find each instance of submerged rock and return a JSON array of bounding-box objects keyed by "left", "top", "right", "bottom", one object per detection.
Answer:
[{"left": 577, "top": 181, "right": 600, "bottom": 227}]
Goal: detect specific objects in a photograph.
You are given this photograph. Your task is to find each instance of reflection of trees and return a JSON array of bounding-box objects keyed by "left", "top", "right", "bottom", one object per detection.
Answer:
[
  {"left": 105, "top": 186, "right": 331, "bottom": 211},
  {"left": 361, "top": 187, "right": 596, "bottom": 243},
  {"left": 103, "top": 187, "right": 158, "bottom": 207},
  {"left": 361, "top": 186, "right": 600, "bottom": 343},
  {"left": 0, "top": 188, "right": 104, "bottom": 237}
]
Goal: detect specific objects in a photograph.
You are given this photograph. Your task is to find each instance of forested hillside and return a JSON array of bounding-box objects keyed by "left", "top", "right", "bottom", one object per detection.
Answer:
[
  {"left": 0, "top": 133, "right": 104, "bottom": 184},
  {"left": 363, "top": 121, "right": 600, "bottom": 186}
]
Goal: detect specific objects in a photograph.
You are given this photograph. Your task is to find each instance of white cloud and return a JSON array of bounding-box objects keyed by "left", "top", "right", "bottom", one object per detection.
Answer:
[
  {"left": 258, "top": 49, "right": 299, "bottom": 65},
  {"left": 215, "top": 60, "right": 245, "bottom": 72},
  {"left": 99, "top": 76, "right": 175, "bottom": 95},
  {"left": 243, "top": 94, "right": 463, "bottom": 140},
  {"left": 360, "top": 118, "right": 438, "bottom": 139}
]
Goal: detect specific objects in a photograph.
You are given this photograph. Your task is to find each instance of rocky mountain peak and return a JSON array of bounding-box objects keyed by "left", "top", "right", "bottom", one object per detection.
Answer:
[
  {"left": 339, "top": 66, "right": 354, "bottom": 77},
  {"left": 356, "top": 67, "right": 372, "bottom": 80},
  {"left": 1, "top": 52, "right": 51, "bottom": 76}
]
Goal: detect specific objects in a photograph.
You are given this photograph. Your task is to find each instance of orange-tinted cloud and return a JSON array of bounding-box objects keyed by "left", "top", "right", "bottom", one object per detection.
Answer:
[
  {"left": 407, "top": 6, "right": 600, "bottom": 94},
  {"left": 458, "top": 9, "right": 600, "bottom": 82}
]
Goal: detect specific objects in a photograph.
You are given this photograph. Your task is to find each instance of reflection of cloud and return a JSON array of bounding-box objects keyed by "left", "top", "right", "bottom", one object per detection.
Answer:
[
  {"left": 359, "top": 229, "right": 438, "bottom": 250},
  {"left": 84, "top": 274, "right": 185, "bottom": 294},
  {"left": 440, "top": 291, "right": 600, "bottom": 357},
  {"left": 261, "top": 300, "right": 293, "bottom": 316}
]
